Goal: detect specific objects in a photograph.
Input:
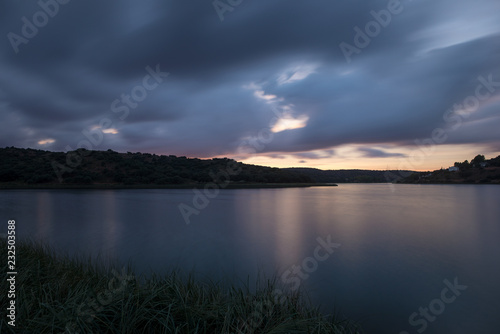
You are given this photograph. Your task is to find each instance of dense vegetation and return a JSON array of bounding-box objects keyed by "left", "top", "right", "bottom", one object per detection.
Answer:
[
  {"left": 399, "top": 154, "right": 500, "bottom": 184},
  {"left": 0, "top": 239, "right": 361, "bottom": 334},
  {"left": 284, "top": 168, "right": 414, "bottom": 183},
  {"left": 0, "top": 147, "right": 313, "bottom": 186}
]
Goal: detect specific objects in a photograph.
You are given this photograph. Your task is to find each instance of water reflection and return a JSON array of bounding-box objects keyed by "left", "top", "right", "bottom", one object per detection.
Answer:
[
  {"left": 102, "top": 191, "right": 117, "bottom": 256},
  {"left": 2, "top": 184, "right": 500, "bottom": 334},
  {"left": 240, "top": 189, "right": 307, "bottom": 270},
  {"left": 36, "top": 191, "right": 52, "bottom": 240}
]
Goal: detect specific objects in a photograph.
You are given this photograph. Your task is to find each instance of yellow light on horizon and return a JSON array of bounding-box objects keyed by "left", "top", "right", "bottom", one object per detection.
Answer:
[{"left": 236, "top": 143, "right": 499, "bottom": 172}]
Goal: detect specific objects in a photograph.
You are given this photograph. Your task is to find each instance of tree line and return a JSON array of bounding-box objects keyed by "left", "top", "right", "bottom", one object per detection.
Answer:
[
  {"left": 0, "top": 147, "right": 313, "bottom": 185},
  {"left": 400, "top": 154, "right": 500, "bottom": 184}
]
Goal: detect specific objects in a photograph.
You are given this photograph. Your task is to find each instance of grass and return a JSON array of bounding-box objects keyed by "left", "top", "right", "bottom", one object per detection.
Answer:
[{"left": 1, "top": 239, "right": 360, "bottom": 334}]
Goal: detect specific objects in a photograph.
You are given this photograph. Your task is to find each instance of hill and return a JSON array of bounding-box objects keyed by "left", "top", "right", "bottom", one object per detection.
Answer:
[
  {"left": 0, "top": 147, "right": 316, "bottom": 187},
  {"left": 284, "top": 168, "right": 415, "bottom": 183},
  {"left": 398, "top": 154, "right": 500, "bottom": 184}
]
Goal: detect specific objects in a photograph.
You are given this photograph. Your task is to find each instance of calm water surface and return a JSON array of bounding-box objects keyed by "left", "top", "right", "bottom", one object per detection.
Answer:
[{"left": 1, "top": 184, "right": 499, "bottom": 333}]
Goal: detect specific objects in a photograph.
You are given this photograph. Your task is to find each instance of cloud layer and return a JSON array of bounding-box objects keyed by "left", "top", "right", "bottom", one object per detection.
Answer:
[{"left": 1, "top": 0, "right": 499, "bottom": 168}]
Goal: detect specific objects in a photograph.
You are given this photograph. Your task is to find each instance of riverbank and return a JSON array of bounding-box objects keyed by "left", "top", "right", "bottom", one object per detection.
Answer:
[
  {"left": 0, "top": 239, "right": 359, "bottom": 333},
  {"left": 0, "top": 182, "right": 338, "bottom": 190}
]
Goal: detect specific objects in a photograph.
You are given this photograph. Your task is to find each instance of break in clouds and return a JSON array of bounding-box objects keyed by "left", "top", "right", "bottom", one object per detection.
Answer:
[{"left": 1, "top": 0, "right": 500, "bottom": 160}]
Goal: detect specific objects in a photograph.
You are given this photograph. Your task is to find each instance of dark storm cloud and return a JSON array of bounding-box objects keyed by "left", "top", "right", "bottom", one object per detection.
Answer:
[
  {"left": 358, "top": 148, "right": 407, "bottom": 158},
  {"left": 291, "top": 150, "right": 336, "bottom": 160},
  {"left": 0, "top": 0, "right": 499, "bottom": 158}
]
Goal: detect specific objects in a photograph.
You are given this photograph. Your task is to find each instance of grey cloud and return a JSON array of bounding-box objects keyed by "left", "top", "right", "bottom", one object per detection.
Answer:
[
  {"left": 291, "top": 150, "right": 336, "bottom": 160},
  {"left": 0, "top": 0, "right": 499, "bottom": 159},
  {"left": 358, "top": 148, "right": 407, "bottom": 158}
]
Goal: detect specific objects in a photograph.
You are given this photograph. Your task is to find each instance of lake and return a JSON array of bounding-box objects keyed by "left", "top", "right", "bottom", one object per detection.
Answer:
[{"left": 1, "top": 184, "right": 499, "bottom": 333}]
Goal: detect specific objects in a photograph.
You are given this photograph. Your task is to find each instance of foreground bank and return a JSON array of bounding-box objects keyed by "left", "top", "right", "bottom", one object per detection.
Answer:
[{"left": 0, "top": 239, "right": 360, "bottom": 334}]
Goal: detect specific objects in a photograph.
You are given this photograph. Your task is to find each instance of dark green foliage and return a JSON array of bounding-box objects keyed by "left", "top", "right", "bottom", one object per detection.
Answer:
[
  {"left": 471, "top": 154, "right": 486, "bottom": 165},
  {"left": 489, "top": 156, "right": 500, "bottom": 167},
  {"left": 0, "top": 147, "right": 59, "bottom": 184},
  {"left": 0, "top": 169, "right": 19, "bottom": 182},
  {"left": 0, "top": 147, "right": 314, "bottom": 186},
  {"left": 459, "top": 170, "right": 473, "bottom": 178},
  {"left": 454, "top": 160, "right": 471, "bottom": 170},
  {"left": 27, "top": 173, "right": 53, "bottom": 184}
]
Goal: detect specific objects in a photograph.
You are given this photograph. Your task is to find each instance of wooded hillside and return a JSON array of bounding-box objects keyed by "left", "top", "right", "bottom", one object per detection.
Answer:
[{"left": 0, "top": 147, "right": 313, "bottom": 186}]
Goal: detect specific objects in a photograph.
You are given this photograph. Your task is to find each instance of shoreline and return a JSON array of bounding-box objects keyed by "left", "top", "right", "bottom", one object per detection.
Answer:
[{"left": 0, "top": 182, "right": 338, "bottom": 190}]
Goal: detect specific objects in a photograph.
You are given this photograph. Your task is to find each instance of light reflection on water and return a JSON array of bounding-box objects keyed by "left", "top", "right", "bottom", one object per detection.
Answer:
[{"left": 1, "top": 184, "right": 499, "bottom": 333}]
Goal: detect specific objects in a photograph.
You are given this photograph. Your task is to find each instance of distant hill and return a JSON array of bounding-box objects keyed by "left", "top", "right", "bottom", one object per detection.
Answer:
[
  {"left": 0, "top": 147, "right": 314, "bottom": 187},
  {"left": 283, "top": 168, "right": 415, "bottom": 183},
  {"left": 398, "top": 154, "right": 500, "bottom": 184}
]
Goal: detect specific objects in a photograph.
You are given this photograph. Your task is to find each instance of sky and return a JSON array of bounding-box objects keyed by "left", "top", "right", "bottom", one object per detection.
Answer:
[{"left": 1, "top": 0, "right": 500, "bottom": 171}]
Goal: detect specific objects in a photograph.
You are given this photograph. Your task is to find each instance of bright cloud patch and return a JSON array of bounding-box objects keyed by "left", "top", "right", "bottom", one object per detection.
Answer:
[
  {"left": 38, "top": 139, "right": 55, "bottom": 145},
  {"left": 103, "top": 128, "right": 119, "bottom": 134},
  {"left": 254, "top": 90, "right": 277, "bottom": 101},
  {"left": 277, "top": 63, "right": 318, "bottom": 85},
  {"left": 271, "top": 115, "right": 309, "bottom": 133}
]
